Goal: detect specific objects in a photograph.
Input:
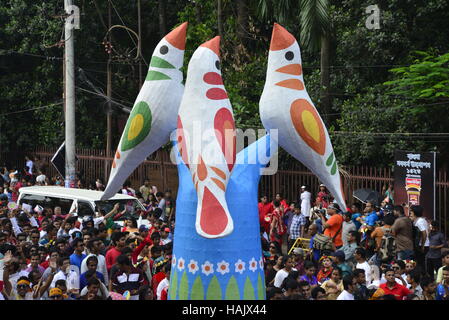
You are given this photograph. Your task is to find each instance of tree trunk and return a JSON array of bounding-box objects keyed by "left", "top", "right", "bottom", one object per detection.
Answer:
[
  {"left": 236, "top": 0, "right": 248, "bottom": 48},
  {"left": 217, "top": 0, "right": 224, "bottom": 39},
  {"left": 320, "top": 35, "right": 331, "bottom": 123},
  {"left": 158, "top": 0, "right": 167, "bottom": 39}
]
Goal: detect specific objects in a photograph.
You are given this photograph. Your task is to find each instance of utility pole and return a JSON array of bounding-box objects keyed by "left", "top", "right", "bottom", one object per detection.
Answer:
[
  {"left": 64, "top": 0, "right": 76, "bottom": 188},
  {"left": 105, "top": 1, "right": 112, "bottom": 184},
  {"left": 138, "top": 0, "right": 143, "bottom": 88}
]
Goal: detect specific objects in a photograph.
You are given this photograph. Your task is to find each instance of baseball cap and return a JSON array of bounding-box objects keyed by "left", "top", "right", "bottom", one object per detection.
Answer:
[
  {"left": 300, "top": 185, "right": 306, "bottom": 189},
  {"left": 164, "top": 227, "right": 171, "bottom": 233},
  {"left": 292, "top": 248, "right": 304, "bottom": 256},
  {"left": 49, "top": 288, "right": 63, "bottom": 297},
  {"left": 327, "top": 203, "right": 339, "bottom": 211},
  {"left": 139, "top": 225, "right": 149, "bottom": 232},
  {"left": 331, "top": 250, "right": 345, "bottom": 261}
]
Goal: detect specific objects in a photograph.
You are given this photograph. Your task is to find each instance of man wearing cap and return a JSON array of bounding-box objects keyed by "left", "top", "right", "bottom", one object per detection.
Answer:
[
  {"left": 138, "top": 224, "right": 149, "bottom": 240},
  {"left": 48, "top": 287, "right": 64, "bottom": 300},
  {"left": 320, "top": 204, "right": 344, "bottom": 249},
  {"left": 299, "top": 186, "right": 311, "bottom": 227},
  {"left": 331, "top": 250, "right": 352, "bottom": 278},
  {"left": 160, "top": 227, "right": 172, "bottom": 245}
]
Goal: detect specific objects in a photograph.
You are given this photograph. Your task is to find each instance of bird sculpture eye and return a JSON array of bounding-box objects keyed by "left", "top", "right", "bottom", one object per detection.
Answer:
[
  {"left": 215, "top": 60, "right": 221, "bottom": 70},
  {"left": 285, "top": 51, "right": 294, "bottom": 61},
  {"left": 160, "top": 45, "right": 169, "bottom": 55}
]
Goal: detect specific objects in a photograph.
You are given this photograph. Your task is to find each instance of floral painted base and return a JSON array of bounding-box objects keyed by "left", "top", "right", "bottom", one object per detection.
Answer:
[{"left": 169, "top": 135, "right": 275, "bottom": 300}]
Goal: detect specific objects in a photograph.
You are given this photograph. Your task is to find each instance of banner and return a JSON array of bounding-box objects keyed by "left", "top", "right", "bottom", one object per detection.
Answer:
[{"left": 394, "top": 150, "right": 436, "bottom": 219}]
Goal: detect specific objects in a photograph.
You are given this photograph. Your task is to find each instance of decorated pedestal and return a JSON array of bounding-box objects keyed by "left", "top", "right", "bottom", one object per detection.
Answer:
[{"left": 169, "top": 134, "right": 275, "bottom": 300}]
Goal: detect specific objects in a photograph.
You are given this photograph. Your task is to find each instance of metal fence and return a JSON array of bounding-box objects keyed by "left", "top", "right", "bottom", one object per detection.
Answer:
[{"left": 2, "top": 147, "right": 448, "bottom": 235}]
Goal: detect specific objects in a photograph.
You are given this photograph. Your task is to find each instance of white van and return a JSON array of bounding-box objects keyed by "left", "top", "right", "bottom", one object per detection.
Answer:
[{"left": 17, "top": 186, "right": 145, "bottom": 222}]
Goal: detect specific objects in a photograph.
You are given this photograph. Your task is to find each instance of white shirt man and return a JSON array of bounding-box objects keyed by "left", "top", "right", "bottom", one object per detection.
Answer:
[
  {"left": 273, "top": 267, "right": 297, "bottom": 288},
  {"left": 337, "top": 289, "right": 354, "bottom": 300},
  {"left": 414, "top": 217, "right": 430, "bottom": 247},
  {"left": 26, "top": 159, "right": 33, "bottom": 174},
  {"left": 51, "top": 269, "right": 79, "bottom": 289},
  {"left": 80, "top": 254, "right": 109, "bottom": 284},
  {"left": 356, "top": 261, "right": 372, "bottom": 286},
  {"left": 300, "top": 187, "right": 311, "bottom": 218},
  {"left": 36, "top": 173, "right": 46, "bottom": 184}
]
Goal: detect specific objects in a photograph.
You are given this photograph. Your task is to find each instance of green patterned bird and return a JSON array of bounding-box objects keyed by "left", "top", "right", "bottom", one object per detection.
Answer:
[{"left": 102, "top": 22, "right": 188, "bottom": 200}]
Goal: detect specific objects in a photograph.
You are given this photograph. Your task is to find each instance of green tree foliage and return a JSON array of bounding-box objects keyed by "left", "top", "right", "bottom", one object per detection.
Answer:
[
  {"left": 1, "top": 0, "right": 448, "bottom": 167},
  {"left": 385, "top": 51, "right": 449, "bottom": 103}
]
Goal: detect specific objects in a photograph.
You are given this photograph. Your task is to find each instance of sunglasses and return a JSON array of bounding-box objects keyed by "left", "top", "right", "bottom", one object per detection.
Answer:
[
  {"left": 17, "top": 285, "right": 29, "bottom": 289},
  {"left": 50, "top": 295, "right": 62, "bottom": 299}
]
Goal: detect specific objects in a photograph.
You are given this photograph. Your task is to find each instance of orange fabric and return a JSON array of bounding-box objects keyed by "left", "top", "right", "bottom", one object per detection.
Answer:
[
  {"left": 165, "top": 22, "right": 188, "bottom": 50},
  {"left": 324, "top": 214, "right": 344, "bottom": 247},
  {"left": 270, "top": 23, "right": 296, "bottom": 51},
  {"left": 200, "top": 36, "right": 220, "bottom": 57}
]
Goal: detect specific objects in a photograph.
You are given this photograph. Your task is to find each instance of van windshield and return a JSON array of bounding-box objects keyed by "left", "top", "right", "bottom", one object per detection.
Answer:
[{"left": 94, "top": 199, "right": 143, "bottom": 218}]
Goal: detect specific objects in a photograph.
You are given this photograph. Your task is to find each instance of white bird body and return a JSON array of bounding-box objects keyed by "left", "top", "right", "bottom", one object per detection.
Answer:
[
  {"left": 177, "top": 37, "right": 236, "bottom": 238},
  {"left": 260, "top": 24, "right": 346, "bottom": 209},
  {"left": 102, "top": 23, "right": 187, "bottom": 200}
]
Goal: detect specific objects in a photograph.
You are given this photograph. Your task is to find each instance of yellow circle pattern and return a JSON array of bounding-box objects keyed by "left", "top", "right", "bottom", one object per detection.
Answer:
[
  {"left": 301, "top": 110, "right": 320, "bottom": 143},
  {"left": 128, "top": 114, "right": 144, "bottom": 141}
]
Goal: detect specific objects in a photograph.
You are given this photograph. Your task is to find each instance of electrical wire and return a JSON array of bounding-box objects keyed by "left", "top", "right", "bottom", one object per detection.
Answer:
[
  {"left": 75, "top": 86, "right": 132, "bottom": 112},
  {"left": 0, "top": 102, "right": 63, "bottom": 116}
]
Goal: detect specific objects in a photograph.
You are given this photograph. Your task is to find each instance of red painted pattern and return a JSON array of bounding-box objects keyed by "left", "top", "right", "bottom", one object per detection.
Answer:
[
  {"left": 203, "top": 72, "right": 223, "bottom": 85},
  {"left": 214, "top": 108, "right": 236, "bottom": 172},
  {"left": 176, "top": 116, "right": 190, "bottom": 168},
  {"left": 199, "top": 187, "right": 229, "bottom": 236},
  {"left": 206, "top": 88, "right": 228, "bottom": 100}
]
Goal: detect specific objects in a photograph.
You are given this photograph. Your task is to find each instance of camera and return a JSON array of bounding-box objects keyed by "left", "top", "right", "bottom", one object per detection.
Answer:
[{"left": 314, "top": 209, "right": 326, "bottom": 214}]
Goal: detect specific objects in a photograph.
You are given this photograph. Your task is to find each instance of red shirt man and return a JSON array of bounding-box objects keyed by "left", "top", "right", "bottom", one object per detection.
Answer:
[
  {"left": 105, "top": 232, "right": 127, "bottom": 272},
  {"left": 379, "top": 269, "right": 412, "bottom": 300},
  {"left": 258, "top": 196, "right": 273, "bottom": 233},
  {"left": 11, "top": 181, "right": 23, "bottom": 202}
]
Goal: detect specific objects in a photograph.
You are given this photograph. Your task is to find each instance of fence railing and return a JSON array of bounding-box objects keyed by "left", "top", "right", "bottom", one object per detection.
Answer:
[{"left": 1, "top": 147, "right": 448, "bottom": 235}]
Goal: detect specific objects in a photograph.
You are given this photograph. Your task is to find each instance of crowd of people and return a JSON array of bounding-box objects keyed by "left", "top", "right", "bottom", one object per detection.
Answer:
[
  {"left": 260, "top": 185, "right": 449, "bottom": 300},
  {"left": 0, "top": 158, "right": 176, "bottom": 300},
  {"left": 1, "top": 157, "right": 448, "bottom": 301}
]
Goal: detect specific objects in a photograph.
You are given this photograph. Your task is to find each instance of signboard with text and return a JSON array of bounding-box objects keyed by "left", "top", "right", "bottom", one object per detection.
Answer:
[{"left": 394, "top": 151, "right": 436, "bottom": 219}]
